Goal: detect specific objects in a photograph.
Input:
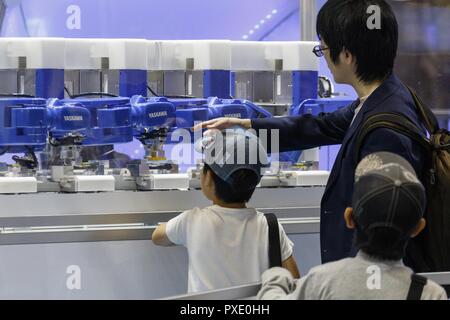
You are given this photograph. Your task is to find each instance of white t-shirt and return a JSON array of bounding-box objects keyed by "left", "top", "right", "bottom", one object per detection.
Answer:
[
  {"left": 166, "top": 205, "right": 294, "bottom": 293},
  {"left": 350, "top": 95, "right": 369, "bottom": 126}
]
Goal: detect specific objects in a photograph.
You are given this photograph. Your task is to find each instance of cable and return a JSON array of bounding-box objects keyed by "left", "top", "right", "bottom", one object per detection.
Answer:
[
  {"left": 64, "top": 86, "right": 73, "bottom": 98},
  {"left": 165, "top": 94, "right": 197, "bottom": 99},
  {"left": 147, "top": 85, "right": 159, "bottom": 97},
  {"left": 146, "top": 85, "right": 198, "bottom": 99},
  {"left": 71, "top": 92, "right": 118, "bottom": 98}
]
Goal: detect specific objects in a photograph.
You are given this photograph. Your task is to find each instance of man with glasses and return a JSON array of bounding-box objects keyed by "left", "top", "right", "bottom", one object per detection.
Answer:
[
  {"left": 194, "top": 0, "right": 428, "bottom": 271},
  {"left": 312, "top": 45, "right": 329, "bottom": 58}
]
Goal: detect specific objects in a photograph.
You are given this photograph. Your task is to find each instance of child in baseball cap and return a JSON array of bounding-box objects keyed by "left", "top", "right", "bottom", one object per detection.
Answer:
[
  {"left": 153, "top": 127, "right": 299, "bottom": 293},
  {"left": 195, "top": 126, "right": 268, "bottom": 203},
  {"left": 258, "top": 152, "right": 447, "bottom": 300}
]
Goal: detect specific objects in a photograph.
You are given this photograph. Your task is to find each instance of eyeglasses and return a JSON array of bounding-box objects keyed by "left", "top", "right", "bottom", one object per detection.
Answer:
[{"left": 312, "top": 45, "right": 329, "bottom": 57}]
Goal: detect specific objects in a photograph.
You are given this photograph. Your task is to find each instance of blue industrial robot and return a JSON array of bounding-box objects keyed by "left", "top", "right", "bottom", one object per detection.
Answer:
[
  {"left": 45, "top": 95, "right": 133, "bottom": 170},
  {"left": 0, "top": 96, "right": 47, "bottom": 173}
]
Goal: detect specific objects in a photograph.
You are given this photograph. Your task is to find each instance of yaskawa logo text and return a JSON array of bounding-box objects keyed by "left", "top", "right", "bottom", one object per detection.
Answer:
[
  {"left": 64, "top": 116, "right": 83, "bottom": 121},
  {"left": 224, "top": 113, "right": 242, "bottom": 118},
  {"left": 149, "top": 111, "right": 168, "bottom": 118}
]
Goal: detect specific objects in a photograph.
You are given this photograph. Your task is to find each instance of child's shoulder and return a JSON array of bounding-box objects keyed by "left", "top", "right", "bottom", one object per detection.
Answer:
[
  {"left": 308, "top": 257, "right": 355, "bottom": 277},
  {"left": 180, "top": 206, "right": 220, "bottom": 217},
  {"left": 180, "top": 206, "right": 205, "bottom": 216}
]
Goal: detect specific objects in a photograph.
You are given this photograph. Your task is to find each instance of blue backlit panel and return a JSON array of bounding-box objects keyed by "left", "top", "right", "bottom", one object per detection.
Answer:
[{"left": 1, "top": 0, "right": 298, "bottom": 40}]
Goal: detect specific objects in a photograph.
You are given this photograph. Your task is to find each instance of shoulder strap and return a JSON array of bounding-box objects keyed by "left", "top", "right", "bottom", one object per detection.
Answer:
[
  {"left": 264, "top": 213, "right": 282, "bottom": 268},
  {"left": 354, "top": 112, "right": 431, "bottom": 164},
  {"left": 402, "top": 83, "right": 440, "bottom": 134},
  {"left": 406, "top": 274, "right": 428, "bottom": 300}
]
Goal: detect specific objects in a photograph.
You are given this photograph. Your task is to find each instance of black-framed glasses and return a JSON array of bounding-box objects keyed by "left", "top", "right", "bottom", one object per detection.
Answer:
[{"left": 312, "top": 45, "right": 329, "bottom": 57}]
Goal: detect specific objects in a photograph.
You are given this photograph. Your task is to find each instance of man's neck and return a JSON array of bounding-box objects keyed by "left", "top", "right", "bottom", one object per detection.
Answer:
[{"left": 352, "top": 79, "right": 384, "bottom": 100}]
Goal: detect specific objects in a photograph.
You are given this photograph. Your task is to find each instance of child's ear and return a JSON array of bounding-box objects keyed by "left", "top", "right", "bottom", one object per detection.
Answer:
[
  {"left": 204, "top": 169, "right": 214, "bottom": 187},
  {"left": 344, "top": 207, "right": 355, "bottom": 229},
  {"left": 411, "top": 218, "right": 426, "bottom": 238}
]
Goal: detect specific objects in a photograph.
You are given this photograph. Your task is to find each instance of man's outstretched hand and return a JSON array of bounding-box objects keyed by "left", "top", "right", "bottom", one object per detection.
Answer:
[{"left": 192, "top": 117, "right": 252, "bottom": 131}]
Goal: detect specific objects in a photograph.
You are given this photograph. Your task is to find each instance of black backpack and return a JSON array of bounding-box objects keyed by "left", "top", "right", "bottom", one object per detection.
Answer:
[{"left": 355, "top": 84, "right": 450, "bottom": 272}]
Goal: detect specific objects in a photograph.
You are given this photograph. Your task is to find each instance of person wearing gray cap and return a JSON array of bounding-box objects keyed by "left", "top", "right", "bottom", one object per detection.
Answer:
[
  {"left": 152, "top": 127, "right": 299, "bottom": 293},
  {"left": 258, "top": 152, "right": 447, "bottom": 300}
]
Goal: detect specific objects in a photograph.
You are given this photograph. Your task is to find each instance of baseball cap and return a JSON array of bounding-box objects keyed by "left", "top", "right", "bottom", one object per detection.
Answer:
[
  {"left": 194, "top": 126, "right": 268, "bottom": 185},
  {"left": 352, "top": 152, "right": 426, "bottom": 239}
]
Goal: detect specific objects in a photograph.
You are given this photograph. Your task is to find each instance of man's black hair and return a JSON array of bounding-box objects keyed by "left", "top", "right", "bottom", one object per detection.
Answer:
[
  {"left": 203, "top": 164, "right": 258, "bottom": 203},
  {"left": 354, "top": 224, "right": 411, "bottom": 261},
  {"left": 316, "top": 0, "right": 398, "bottom": 83}
]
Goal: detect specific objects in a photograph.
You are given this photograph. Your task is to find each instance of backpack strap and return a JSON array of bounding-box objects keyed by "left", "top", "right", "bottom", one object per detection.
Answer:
[
  {"left": 406, "top": 274, "right": 428, "bottom": 300},
  {"left": 355, "top": 82, "right": 440, "bottom": 164},
  {"left": 402, "top": 83, "right": 440, "bottom": 134},
  {"left": 354, "top": 112, "right": 431, "bottom": 164},
  {"left": 264, "top": 213, "right": 282, "bottom": 268}
]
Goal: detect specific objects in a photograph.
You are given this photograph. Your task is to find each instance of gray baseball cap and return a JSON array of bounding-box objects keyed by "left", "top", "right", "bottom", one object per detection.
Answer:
[
  {"left": 195, "top": 126, "right": 269, "bottom": 185},
  {"left": 352, "top": 152, "right": 426, "bottom": 238}
]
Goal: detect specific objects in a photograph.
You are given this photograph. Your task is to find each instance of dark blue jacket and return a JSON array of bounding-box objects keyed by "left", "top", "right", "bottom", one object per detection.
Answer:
[{"left": 251, "top": 74, "right": 427, "bottom": 264}]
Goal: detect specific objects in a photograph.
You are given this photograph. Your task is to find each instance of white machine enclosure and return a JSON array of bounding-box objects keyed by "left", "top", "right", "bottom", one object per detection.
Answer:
[
  {"left": 0, "top": 176, "right": 37, "bottom": 193},
  {"left": 0, "top": 37, "right": 65, "bottom": 95},
  {"left": 147, "top": 39, "right": 231, "bottom": 96},
  {"left": 148, "top": 39, "right": 231, "bottom": 71},
  {"left": 64, "top": 38, "right": 148, "bottom": 71},
  {"left": 64, "top": 38, "right": 148, "bottom": 96},
  {"left": 0, "top": 37, "right": 66, "bottom": 70}
]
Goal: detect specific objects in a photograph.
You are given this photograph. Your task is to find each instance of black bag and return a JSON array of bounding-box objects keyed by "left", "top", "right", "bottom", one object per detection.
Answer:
[
  {"left": 264, "top": 213, "right": 282, "bottom": 268},
  {"left": 355, "top": 85, "right": 450, "bottom": 272}
]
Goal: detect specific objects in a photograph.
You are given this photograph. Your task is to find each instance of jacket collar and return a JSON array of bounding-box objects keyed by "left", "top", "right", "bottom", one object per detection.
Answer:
[
  {"left": 342, "top": 73, "right": 402, "bottom": 143},
  {"left": 360, "top": 73, "right": 401, "bottom": 116}
]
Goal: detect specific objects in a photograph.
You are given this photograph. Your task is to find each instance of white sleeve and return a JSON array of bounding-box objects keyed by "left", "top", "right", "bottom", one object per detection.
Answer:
[
  {"left": 165, "top": 209, "right": 192, "bottom": 246},
  {"left": 278, "top": 222, "right": 294, "bottom": 261}
]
